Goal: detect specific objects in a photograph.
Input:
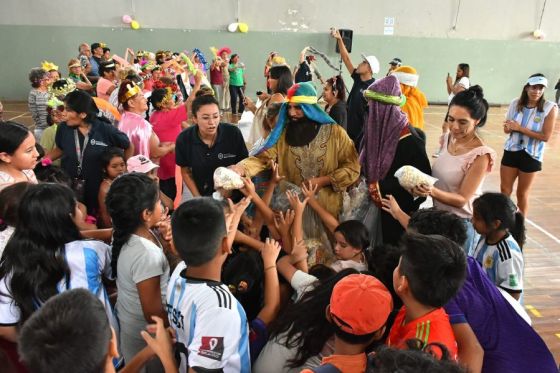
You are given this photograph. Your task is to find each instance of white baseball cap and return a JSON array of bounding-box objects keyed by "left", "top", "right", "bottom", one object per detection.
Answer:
[
  {"left": 526, "top": 75, "right": 548, "bottom": 87},
  {"left": 127, "top": 155, "right": 159, "bottom": 174},
  {"left": 361, "top": 54, "right": 380, "bottom": 74}
]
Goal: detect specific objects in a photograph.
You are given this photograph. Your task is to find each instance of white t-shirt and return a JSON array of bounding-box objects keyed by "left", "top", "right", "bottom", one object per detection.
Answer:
[
  {"left": 330, "top": 258, "right": 368, "bottom": 273},
  {"left": 448, "top": 77, "right": 470, "bottom": 104},
  {"left": 0, "top": 240, "right": 115, "bottom": 329},
  {"left": 253, "top": 330, "right": 333, "bottom": 373},
  {"left": 290, "top": 270, "right": 319, "bottom": 300},
  {"left": 0, "top": 169, "right": 38, "bottom": 191},
  {"left": 116, "top": 234, "right": 169, "bottom": 363},
  {"left": 0, "top": 226, "right": 15, "bottom": 258},
  {"left": 166, "top": 261, "right": 250, "bottom": 373}
]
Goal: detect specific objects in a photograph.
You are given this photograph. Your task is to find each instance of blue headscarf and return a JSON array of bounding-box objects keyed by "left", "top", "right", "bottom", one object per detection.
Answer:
[{"left": 257, "top": 82, "right": 335, "bottom": 154}]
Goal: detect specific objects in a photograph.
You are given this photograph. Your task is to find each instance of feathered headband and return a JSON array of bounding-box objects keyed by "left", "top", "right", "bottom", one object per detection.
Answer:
[
  {"left": 153, "top": 87, "right": 174, "bottom": 109},
  {"left": 363, "top": 89, "right": 406, "bottom": 107},
  {"left": 41, "top": 61, "right": 59, "bottom": 72},
  {"left": 192, "top": 48, "right": 208, "bottom": 68},
  {"left": 49, "top": 78, "right": 76, "bottom": 99},
  {"left": 140, "top": 60, "right": 157, "bottom": 72},
  {"left": 47, "top": 96, "right": 64, "bottom": 109}
]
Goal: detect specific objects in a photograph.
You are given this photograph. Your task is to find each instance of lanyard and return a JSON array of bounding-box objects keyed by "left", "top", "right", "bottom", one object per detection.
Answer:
[{"left": 74, "top": 129, "right": 89, "bottom": 176}]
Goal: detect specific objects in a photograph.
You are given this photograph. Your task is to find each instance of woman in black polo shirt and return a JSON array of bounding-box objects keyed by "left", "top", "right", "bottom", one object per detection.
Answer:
[
  {"left": 175, "top": 95, "right": 248, "bottom": 197},
  {"left": 48, "top": 90, "right": 131, "bottom": 215}
]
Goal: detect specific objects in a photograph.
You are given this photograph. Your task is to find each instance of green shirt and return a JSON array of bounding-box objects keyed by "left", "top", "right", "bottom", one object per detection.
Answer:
[{"left": 229, "top": 64, "right": 244, "bottom": 86}]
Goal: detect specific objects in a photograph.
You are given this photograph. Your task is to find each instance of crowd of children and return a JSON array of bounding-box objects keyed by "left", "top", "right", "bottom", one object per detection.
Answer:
[{"left": 0, "top": 27, "right": 558, "bottom": 373}]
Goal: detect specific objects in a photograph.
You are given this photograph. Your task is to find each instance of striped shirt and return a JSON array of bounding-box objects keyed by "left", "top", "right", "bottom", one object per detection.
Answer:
[
  {"left": 28, "top": 89, "right": 49, "bottom": 130},
  {"left": 166, "top": 262, "right": 250, "bottom": 373},
  {"left": 504, "top": 98, "right": 557, "bottom": 161},
  {"left": 388, "top": 306, "right": 458, "bottom": 359},
  {"left": 0, "top": 240, "right": 116, "bottom": 330},
  {"left": 473, "top": 234, "right": 524, "bottom": 293}
]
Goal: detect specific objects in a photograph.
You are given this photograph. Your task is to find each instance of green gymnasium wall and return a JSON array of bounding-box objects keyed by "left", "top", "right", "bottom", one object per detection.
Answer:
[{"left": 2, "top": 25, "right": 560, "bottom": 104}]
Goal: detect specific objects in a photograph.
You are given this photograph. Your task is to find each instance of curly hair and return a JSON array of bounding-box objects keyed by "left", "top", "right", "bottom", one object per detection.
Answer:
[{"left": 29, "top": 67, "right": 48, "bottom": 88}]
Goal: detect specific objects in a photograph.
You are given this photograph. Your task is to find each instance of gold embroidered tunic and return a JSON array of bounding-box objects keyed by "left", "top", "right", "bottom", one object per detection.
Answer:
[{"left": 239, "top": 124, "right": 360, "bottom": 222}]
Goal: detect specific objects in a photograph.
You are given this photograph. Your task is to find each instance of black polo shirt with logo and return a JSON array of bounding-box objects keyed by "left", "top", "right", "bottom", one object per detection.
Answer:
[
  {"left": 55, "top": 117, "right": 130, "bottom": 214},
  {"left": 175, "top": 123, "right": 248, "bottom": 196}
]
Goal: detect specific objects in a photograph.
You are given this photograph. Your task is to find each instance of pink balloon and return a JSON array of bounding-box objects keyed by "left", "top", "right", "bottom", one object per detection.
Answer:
[{"left": 122, "top": 14, "right": 132, "bottom": 24}]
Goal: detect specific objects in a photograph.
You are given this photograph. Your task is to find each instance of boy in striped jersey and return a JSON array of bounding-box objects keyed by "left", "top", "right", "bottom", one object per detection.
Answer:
[
  {"left": 167, "top": 197, "right": 252, "bottom": 373},
  {"left": 388, "top": 233, "right": 466, "bottom": 359}
]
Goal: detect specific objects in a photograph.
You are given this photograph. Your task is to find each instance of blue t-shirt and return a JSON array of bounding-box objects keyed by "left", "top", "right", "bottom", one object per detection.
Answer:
[
  {"left": 473, "top": 234, "right": 524, "bottom": 294},
  {"left": 444, "top": 257, "right": 556, "bottom": 372},
  {"left": 89, "top": 56, "right": 100, "bottom": 76}
]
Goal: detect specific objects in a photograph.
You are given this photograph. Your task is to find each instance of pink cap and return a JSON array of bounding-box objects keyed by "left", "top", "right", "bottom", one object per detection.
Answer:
[{"left": 126, "top": 155, "right": 159, "bottom": 174}]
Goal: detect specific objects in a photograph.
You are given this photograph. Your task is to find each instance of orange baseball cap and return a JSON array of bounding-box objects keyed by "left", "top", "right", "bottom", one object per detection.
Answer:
[{"left": 329, "top": 274, "right": 393, "bottom": 335}]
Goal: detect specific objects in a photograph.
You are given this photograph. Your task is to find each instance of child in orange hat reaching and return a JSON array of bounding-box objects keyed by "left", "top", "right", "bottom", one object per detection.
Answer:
[{"left": 301, "top": 273, "right": 393, "bottom": 373}]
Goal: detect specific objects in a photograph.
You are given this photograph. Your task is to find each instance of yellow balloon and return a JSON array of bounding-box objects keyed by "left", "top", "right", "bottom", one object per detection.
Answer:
[
  {"left": 131, "top": 20, "right": 140, "bottom": 30},
  {"left": 238, "top": 23, "right": 249, "bottom": 33}
]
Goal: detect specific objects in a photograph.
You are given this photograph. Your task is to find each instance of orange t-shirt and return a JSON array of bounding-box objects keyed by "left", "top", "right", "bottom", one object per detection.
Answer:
[
  {"left": 387, "top": 306, "right": 458, "bottom": 359},
  {"left": 300, "top": 353, "right": 367, "bottom": 373}
]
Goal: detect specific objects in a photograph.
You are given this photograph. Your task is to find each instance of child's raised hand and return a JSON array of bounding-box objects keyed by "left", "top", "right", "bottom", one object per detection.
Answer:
[
  {"left": 156, "top": 217, "right": 173, "bottom": 242},
  {"left": 301, "top": 181, "right": 318, "bottom": 200},
  {"left": 273, "top": 209, "right": 295, "bottom": 234},
  {"left": 381, "top": 194, "right": 402, "bottom": 219},
  {"left": 140, "top": 316, "right": 177, "bottom": 367},
  {"left": 270, "top": 161, "right": 285, "bottom": 185},
  {"left": 225, "top": 197, "right": 252, "bottom": 235},
  {"left": 240, "top": 177, "right": 256, "bottom": 197},
  {"left": 286, "top": 190, "right": 309, "bottom": 214},
  {"left": 290, "top": 238, "right": 308, "bottom": 264},
  {"left": 261, "top": 237, "right": 281, "bottom": 267}
]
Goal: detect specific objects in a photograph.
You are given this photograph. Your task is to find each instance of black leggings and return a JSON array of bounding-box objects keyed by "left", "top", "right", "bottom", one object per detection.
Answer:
[{"left": 229, "top": 85, "right": 245, "bottom": 114}]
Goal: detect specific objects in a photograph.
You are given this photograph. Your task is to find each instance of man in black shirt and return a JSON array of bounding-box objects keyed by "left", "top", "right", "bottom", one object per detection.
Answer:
[
  {"left": 294, "top": 46, "right": 315, "bottom": 83},
  {"left": 331, "top": 28, "right": 379, "bottom": 150}
]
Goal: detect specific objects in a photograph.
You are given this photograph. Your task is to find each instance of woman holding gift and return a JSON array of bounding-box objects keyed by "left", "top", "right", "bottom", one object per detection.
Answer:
[{"left": 410, "top": 86, "right": 495, "bottom": 254}]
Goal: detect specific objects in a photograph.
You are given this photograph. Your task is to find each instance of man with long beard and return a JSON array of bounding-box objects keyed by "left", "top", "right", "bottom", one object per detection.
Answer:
[{"left": 232, "top": 82, "right": 360, "bottom": 265}]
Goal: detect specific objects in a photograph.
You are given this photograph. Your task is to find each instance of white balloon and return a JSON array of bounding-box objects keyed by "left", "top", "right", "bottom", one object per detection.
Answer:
[{"left": 227, "top": 23, "right": 239, "bottom": 33}]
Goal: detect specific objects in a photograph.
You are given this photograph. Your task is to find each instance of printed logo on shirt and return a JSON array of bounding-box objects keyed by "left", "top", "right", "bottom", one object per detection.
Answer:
[
  {"left": 90, "top": 139, "right": 108, "bottom": 147},
  {"left": 509, "top": 274, "right": 518, "bottom": 287},
  {"left": 534, "top": 116, "right": 542, "bottom": 123},
  {"left": 218, "top": 153, "right": 236, "bottom": 160},
  {"left": 198, "top": 336, "right": 224, "bottom": 361},
  {"left": 484, "top": 256, "right": 494, "bottom": 269}
]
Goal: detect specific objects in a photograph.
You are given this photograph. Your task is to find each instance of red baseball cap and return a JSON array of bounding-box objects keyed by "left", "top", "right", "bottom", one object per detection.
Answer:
[{"left": 329, "top": 274, "right": 393, "bottom": 335}]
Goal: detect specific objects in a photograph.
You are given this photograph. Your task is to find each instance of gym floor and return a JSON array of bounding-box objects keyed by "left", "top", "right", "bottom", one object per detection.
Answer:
[{"left": 2, "top": 101, "right": 559, "bottom": 363}]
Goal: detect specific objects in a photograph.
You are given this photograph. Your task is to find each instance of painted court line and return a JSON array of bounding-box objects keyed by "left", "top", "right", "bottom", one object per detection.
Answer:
[
  {"left": 525, "top": 218, "right": 560, "bottom": 246},
  {"left": 525, "top": 305, "right": 543, "bottom": 318},
  {"left": 8, "top": 113, "right": 27, "bottom": 121}
]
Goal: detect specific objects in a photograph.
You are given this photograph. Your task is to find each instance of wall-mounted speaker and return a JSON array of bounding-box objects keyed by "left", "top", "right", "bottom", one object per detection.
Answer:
[{"left": 335, "top": 29, "right": 353, "bottom": 54}]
